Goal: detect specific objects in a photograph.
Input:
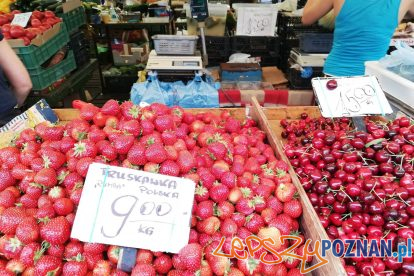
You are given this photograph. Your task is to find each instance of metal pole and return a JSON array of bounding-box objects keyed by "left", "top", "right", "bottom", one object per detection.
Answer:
[{"left": 199, "top": 25, "right": 208, "bottom": 67}]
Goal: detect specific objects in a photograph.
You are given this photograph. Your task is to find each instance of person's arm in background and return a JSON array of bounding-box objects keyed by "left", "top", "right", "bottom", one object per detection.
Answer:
[
  {"left": 400, "top": 0, "right": 414, "bottom": 20},
  {"left": 0, "top": 39, "right": 32, "bottom": 107},
  {"left": 302, "top": 0, "right": 334, "bottom": 25}
]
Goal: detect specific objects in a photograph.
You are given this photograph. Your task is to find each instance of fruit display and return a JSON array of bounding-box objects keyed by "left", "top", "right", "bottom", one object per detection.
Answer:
[
  {"left": 280, "top": 114, "right": 414, "bottom": 275},
  {"left": 0, "top": 10, "right": 61, "bottom": 45},
  {"left": 0, "top": 100, "right": 309, "bottom": 275}
]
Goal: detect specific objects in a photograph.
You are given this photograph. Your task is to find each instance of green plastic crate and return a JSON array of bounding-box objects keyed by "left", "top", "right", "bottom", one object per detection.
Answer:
[
  {"left": 13, "top": 24, "right": 70, "bottom": 70},
  {"left": 59, "top": 7, "right": 87, "bottom": 34},
  {"left": 29, "top": 51, "right": 76, "bottom": 91}
]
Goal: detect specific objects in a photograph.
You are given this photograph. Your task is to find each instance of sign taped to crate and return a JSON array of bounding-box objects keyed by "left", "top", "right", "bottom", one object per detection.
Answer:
[
  {"left": 11, "top": 12, "right": 32, "bottom": 27},
  {"left": 312, "top": 76, "right": 393, "bottom": 118},
  {"left": 236, "top": 7, "right": 277, "bottom": 36},
  {"left": 71, "top": 163, "right": 196, "bottom": 253}
]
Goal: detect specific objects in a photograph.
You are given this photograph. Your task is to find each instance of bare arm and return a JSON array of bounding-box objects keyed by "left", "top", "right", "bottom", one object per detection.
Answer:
[
  {"left": 302, "top": 0, "right": 334, "bottom": 25},
  {"left": 0, "top": 39, "right": 32, "bottom": 107},
  {"left": 400, "top": 0, "right": 414, "bottom": 21}
]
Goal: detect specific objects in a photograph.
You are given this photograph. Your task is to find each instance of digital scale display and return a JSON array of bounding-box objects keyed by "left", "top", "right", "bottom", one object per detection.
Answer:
[{"left": 173, "top": 61, "right": 200, "bottom": 67}]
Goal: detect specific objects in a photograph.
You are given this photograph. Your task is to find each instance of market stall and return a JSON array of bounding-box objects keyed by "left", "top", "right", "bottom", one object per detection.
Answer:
[{"left": 0, "top": 0, "right": 413, "bottom": 275}]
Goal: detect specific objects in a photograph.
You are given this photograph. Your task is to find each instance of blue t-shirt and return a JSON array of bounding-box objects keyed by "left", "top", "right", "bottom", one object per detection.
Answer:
[
  {"left": 0, "top": 31, "right": 18, "bottom": 121},
  {"left": 324, "top": 0, "right": 401, "bottom": 76}
]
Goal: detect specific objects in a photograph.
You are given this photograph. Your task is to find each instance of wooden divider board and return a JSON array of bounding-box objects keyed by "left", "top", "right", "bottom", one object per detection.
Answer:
[{"left": 54, "top": 103, "right": 346, "bottom": 276}]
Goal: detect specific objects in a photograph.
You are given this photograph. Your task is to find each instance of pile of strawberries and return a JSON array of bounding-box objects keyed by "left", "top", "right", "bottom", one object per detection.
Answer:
[{"left": 0, "top": 100, "right": 306, "bottom": 275}]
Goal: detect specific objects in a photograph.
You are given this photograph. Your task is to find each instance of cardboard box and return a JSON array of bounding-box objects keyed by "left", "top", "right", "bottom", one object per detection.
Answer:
[
  {"left": 63, "top": 0, "right": 82, "bottom": 13},
  {"left": 112, "top": 43, "right": 149, "bottom": 65},
  {"left": 8, "top": 22, "right": 62, "bottom": 48},
  {"left": 287, "top": 90, "right": 315, "bottom": 106}
]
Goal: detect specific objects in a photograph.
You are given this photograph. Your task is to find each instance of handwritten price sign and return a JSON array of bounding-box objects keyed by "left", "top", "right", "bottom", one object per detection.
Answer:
[
  {"left": 311, "top": 76, "right": 393, "bottom": 118},
  {"left": 236, "top": 7, "right": 277, "bottom": 36},
  {"left": 11, "top": 12, "right": 32, "bottom": 28},
  {"left": 71, "top": 163, "right": 196, "bottom": 253}
]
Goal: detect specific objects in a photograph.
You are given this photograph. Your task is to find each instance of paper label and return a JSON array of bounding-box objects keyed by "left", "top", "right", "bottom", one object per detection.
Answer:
[
  {"left": 312, "top": 76, "right": 393, "bottom": 117},
  {"left": 71, "top": 163, "right": 196, "bottom": 253},
  {"left": 236, "top": 7, "right": 277, "bottom": 36},
  {"left": 11, "top": 12, "right": 32, "bottom": 27}
]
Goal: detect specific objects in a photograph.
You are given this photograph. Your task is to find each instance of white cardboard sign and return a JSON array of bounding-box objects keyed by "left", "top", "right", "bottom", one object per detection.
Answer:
[
  {"left": 236, "top": 7, "right": 277, "bottom": 36},
  {"left": 11, "top": 12, "right": 32, "bottom": 28},
  {"left": 311, "top": 76, "right": 393, "bottom": 118},
  {"left": 71, "top": 163, "right": 196, "bottom": 253}
]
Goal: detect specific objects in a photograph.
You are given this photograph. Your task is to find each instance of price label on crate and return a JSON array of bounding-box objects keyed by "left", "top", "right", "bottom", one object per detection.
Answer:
[
  {"left": 311, "top": 76, "right": 393, "bottom": 118},
  {"left": 11, "top": 12, "right": 32, "bottom": 28},
  {"left": 71, "top": 163, "right": 196, "bottom": 253}
]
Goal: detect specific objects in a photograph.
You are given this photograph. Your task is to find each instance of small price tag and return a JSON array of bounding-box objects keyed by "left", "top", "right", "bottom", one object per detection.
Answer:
[
  {"left": 311, "top": 76, "right": 393, "bottom": 118},
  {"left": 71, "top": 163, "right": 196, "bottom": 253},
  {"left": 11, "top": 12, "right": 32, "bottom": 28}
]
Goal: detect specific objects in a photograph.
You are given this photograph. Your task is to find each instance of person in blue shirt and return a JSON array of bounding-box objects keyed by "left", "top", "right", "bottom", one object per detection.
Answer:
[
  {"left": 0, "top": 31, "right": 32, "bottom": 125},
  {"left": 302, "top": 0, "right": 414, "bottom": 76}
]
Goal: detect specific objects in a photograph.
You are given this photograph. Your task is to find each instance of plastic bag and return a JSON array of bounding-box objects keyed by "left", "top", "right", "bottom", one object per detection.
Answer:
[
  {"left": 130, "top": 72, "right": 173, "bottom": 105},
  {"left": 176, "top": 73, "right": 219, "bottom": 108},
  {"left": 379, "top": 41, "right": 414, "bottom": 82}
]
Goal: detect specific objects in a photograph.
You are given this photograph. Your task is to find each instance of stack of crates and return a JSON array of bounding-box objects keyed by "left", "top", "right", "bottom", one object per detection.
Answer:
[
  {"left": 12, "top": 24, "right": 76, "bottom": 91},
  {"left": 59, "top": 4, "right": 88, "bottom": 70},
  {"left": 200, "top": 36, "right": 231, "bottom": 66},
  {"left": 231, "top": 36, "right": 280, "bottom": 66}
]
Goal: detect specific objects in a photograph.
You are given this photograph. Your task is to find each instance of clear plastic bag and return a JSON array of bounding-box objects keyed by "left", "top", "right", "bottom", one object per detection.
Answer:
[
  {"left": 176, "top": 73, "right": 219, "bottom": 108},
  {"left": 380, "top": 41, "right": 414, "bottom": 82},
  {"left": 130, "top": 72, "right": 173, "bottom": 105}
]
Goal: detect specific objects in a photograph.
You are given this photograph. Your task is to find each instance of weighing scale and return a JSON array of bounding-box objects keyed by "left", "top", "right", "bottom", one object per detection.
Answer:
[
  {"left": 290, "top": 48, "right": 328, "bottom": 67},
  {"left": 146, "top": 0, "right": 209, "bottom": 81}
]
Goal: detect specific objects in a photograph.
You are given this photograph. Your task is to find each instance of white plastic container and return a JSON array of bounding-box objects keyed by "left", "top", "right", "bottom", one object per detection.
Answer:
[{"left": 365, "top": 61, "right": 414, "bottom": 108}]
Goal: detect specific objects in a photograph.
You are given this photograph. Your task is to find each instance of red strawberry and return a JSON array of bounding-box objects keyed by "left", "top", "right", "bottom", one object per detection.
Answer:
[
  {"left": 36, "top": 205, "right": 56, "bottom": 220},
  {"left": 221, "top": 171, "right": 237, "bottom": 188},
  {"left": 5, "top": 259, "right": 25, "bottom": 274},
  {"left": 0, "top": 207, "right": 26, "bottom": 234},
  {"left": 34, "top": 255, "right": 62, "bottom": 275},
  {"left": 1, "top": 236, "right": 23, "bottom": 259},
  {"left": 76, "top": 157, "right": 94, "bottom": 177},
  {"left": 195, "top": 200, "right": 214, "bottom": 219},
  {"left": 48, "top": 186, "right": 66, "bottom": 202},
  {"left": 208, "top": 255, "right": 230, "bottom": 275},
  {"left": 131, "top": 264, "right": 156, "bottom": 276},
  {"left": 40, "top": 216, "right": 71, "bottom": 245},
  {"left": 84, "top": 252, "right": 102, "bottom": 270},
  {"left": 194, "top": 185, "right": 209, "bottom": 202},
  {"left": 196, "top": 216, "right": 220, "bottom": 235},
  {"left": 47, "top": 243, "right": 65, "bottom": 258},
  {"left": 145, "top": 144, "right": 167, "bottom": 164},
  {"left": 235, "top": 198, "right": 255, "bottom": 215},
  {"left": 64, "top": 241, "right": 84, "bottom": 259},
  {"left": 73, "top": 140, "right": 98, "bottom": 158},
  {"left": 121, "top": 120, "right": 142, "bottom": 137},
  {"left": 261, "top": 208, "right": 278, "bottom": 224},
  {"left": 284, "top": 255, "right": 301, "bottom": 269},
  {"left": 63, "top": 256, "right": 88, "bottom": 275},
  {"left": 93, "top": 260, "right": 112, "bottom": 275},
  {"left": 211, "top": 160, "right": 230, "bottom": 179},
  {"left": 153, "top": 254, "right": 173, "bottom": 274},
  {"left": 127, "top": 143, "right": 147, "bottom": 166},
  {"left": 143, "top": 163, "right": 160, "bottom": 173},
  {"left": 83, "top": 243, "right": 107, "bottom": 255},
  {"left": 113, "top": 134, "right": 135, "bottom": 155},
  {"left": 89, "top": 128, "right": 107, "bottom": 143},
  {"left": 283, "top": 199, "right": 302, "bottom": 218},
  {"left": 111, "top": 270, "right": 130, "bottom": 276},
  {"left": 53, "top": 198, "right": 74, "bottom": 216},
  {"left": 101, "top": 99, "right": 120, "bottom": 116},
  {"left": 41, "top": 125, "right": 64, "bottom": 141},
  {"left": 0, "top": 190, "right": 16, "bottom": 208},
  {"left": 80, "top": 104, "right": 99, "bottom": 121},
  {"left": 136, "top": 249, "right": 153, "bottom": 265},
  {"left": 177, "top": 150, "right": 195, "bottom": 174},
  {"left": 269, "top": 215, "right": 292, "bottom": 236},
  {"left": 209, "top": 183, "right": 229, "bottom": 203},
  {"left": 107, "top": 245, "right": 120, "bottom": 264},
  {"left": 262, "top": 263, "right": 287, "bottom": 276},
  {"left": 34, "top": 168, "right": 57, "bottom": 189},
  {"left": 237, "top": 258, "right": 262, "bottom": 276},
  {"left": 0, "top": 170, "right": 16, "bottom": 191},
  {"left": 16, "top": 217, "right": 39, "bottom": 244},
  {"left": 227, "top": 267, "right": 245, "bottom": 276},
  {"left": 60, "top": 136, "right": 76, "bottom": 153},
  {"left": 141, "top": 119, "right": 155, "bottom": 135},
  {"left": 150, "top": 103, "right": 170, "bottom": 116},
  {"left": 177, "top": 243, "right": 202, "bottom": 272},
  {"left": 159, "top": 160, "right": 180, "bottom": 176},
  {"left": 121, "top": 102, "right": 140, "bottom": 120},
  {"left": 224, "top": 117, "right": 241, "bottom": 133},
  {"left": 266, "top": 196, "right": 284, "bottom": 214},
  {"left": 287, "top": 268, "right": 304, "bottom": 276},
  {"left": 221, "top": 218, "right": 238, "bottom": 237},
  {"left": 245, "top": 213, "right": 265, "bottom": 234},
  {"left": 276, "top": 183, "right": 296, "bottom": 202},
  {"left": 161, "top": 131, "right": 177, "bottom": 145}
]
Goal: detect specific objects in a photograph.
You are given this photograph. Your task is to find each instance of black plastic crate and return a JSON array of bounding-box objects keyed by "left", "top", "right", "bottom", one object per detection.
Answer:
[
  {"left": 104, "top": 75, "right": 137, "bottom": 94},
  {"left": 260, "top": 52, "right": 280, "bottom": 67},
  {"left": 199, "top": 36, "right": 231, "bottom": 58},
  {"left": 231, "top": 36, "right": 280, "bottom": 54},
  {"left": 287, "top": 61, "right": 324, "bottom": 89},
  {"left": 74, "top": 47, "right": 91, "bottom": 68},
  {"left": 207, "top": 55, "right": 229, "bottom": 67},
  {"left": 277, "top": 11, "right": 325, "bottom": 37},
  {"left": 299, "top": 32, "right": 333, "bottom": 53},
  {"left": 69, "top": 31, "right": 89, "bottom": 53}
]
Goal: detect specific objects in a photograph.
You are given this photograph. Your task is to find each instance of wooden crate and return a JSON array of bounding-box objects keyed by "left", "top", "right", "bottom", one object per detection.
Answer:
[{"left": 54, "top": 101, "right": 346, "bottom": 276}]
